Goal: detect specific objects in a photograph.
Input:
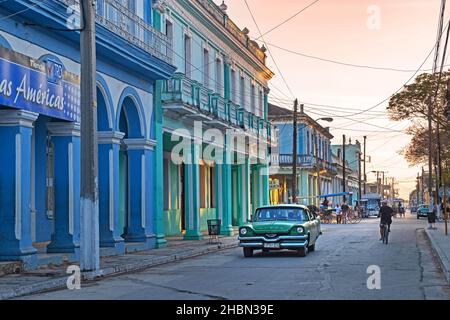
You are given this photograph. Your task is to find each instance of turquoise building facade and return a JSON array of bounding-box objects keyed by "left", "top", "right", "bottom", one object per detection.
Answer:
[{"left": 155, "top": 0, "right": 274, "bottom": 241}]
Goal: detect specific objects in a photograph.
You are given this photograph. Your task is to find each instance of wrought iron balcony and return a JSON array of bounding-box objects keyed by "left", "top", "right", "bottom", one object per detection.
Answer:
[
  {"left": 271, "top": 154, "right": 315, "bottom": 167},
  {"left": 162, "top": 73, "right": 272, "bottom": 140},
  {"left": 271, "top": 153, "right": 336, "bottom": 173},
  {"left": 59, "top": 0, "right": 172, "bottom": 65}
]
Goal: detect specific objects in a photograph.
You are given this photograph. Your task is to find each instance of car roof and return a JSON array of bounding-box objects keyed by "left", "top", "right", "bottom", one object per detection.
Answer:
[{"left": 256, "top": 204, "right": 309, "bottom": 210}]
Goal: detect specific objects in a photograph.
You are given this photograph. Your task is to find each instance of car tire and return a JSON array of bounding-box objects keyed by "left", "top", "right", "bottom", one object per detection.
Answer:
[
  {"left": 308, "top": 243, "right": 315, "bottom": 252},
  {"left": 243, "top": 248, "right": 254, "bottom": 258},
  {"left": 297, "top": 247, "right": 307, "bottom": 257}
]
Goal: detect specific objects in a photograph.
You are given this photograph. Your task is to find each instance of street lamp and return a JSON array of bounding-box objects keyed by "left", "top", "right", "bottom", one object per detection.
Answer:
[{"left": 314, "top": 117, "right": 333, "bottom": 206}]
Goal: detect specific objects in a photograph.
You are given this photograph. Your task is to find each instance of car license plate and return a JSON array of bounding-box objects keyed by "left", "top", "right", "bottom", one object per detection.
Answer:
[{"left": 264, "top": 243, "right": 280, "bottom": 249}]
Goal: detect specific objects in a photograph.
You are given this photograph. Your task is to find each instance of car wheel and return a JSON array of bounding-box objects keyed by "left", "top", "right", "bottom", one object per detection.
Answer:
[
  {"left": 243, "top": 248, "right": 254, "bottom": 258},
  {"left": 297, "top": 246, "right": 308, "bottom": 257},
  {"left": 308, "top": 243, "right": 315, "bottom": 252}
]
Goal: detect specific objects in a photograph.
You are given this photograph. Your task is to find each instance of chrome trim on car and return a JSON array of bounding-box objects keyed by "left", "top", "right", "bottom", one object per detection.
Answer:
[
  {"left": 239, "top": 240, "right": 308, "bottom": 249},
  {"left": 238, "top": 235, "right": 308, "bottom": 242}
]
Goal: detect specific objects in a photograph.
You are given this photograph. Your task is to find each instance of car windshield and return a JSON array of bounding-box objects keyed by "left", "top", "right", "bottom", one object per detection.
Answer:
[{"left": 254, "top": 208, "right": 309, "bottom": 222}]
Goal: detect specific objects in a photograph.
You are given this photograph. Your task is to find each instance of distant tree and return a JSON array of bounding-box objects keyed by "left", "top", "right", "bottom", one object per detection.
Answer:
[{"left": 387, "top": 71, "right": 450, "bottom": 166}]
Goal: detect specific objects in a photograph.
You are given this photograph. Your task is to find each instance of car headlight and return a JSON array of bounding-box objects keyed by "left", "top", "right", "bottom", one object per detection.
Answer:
[
  {"left": 240, "top": 228, "right": 248, "bottom": 235},
  {"left": 296, "top": 227, "right": 304, "bottom": 234}
]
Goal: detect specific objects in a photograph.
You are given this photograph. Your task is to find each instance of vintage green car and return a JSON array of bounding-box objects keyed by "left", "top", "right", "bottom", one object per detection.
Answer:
[{"left": 238, "top": 204, "right": 321, "bottom": 257}]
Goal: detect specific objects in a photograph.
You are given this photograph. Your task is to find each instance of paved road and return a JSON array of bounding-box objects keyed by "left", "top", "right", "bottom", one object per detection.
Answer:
[{"left": 19, "top": 213, "right": 450, "bottom": 300}]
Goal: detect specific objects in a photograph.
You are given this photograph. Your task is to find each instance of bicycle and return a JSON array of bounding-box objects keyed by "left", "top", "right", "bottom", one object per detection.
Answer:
[{"left": 380, "top": 223, "right": 389, "bottom": 244}]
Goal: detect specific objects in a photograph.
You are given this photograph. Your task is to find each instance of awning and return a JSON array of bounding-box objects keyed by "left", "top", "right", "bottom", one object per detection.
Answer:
[{"left": 318, "top": 192, "right": 353, "bottom": 198}]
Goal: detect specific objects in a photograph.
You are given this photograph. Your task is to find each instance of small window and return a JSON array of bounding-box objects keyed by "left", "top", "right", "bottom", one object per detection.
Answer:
[
  {"left": 240, "top": 76, "right": 245, "bottom": 108},
  {"left": 231, "top": 69, "right": 236, "bottom": 103},
  {"left": 184, "top": 35, "right": 191, "bottom": 78},
  {"left": 215, "top": 58, "right": 222, "bottom": 94},
  {"left": 203, "top": 49, "right": 209, "bottom": 88},
  {"left": 165, "top": 20, "right": 173, "bottom": 59}
]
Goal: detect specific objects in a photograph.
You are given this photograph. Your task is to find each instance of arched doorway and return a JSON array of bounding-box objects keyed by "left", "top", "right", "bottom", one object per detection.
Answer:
[
  {"left": 117, "top": 95, "right": 147, "bottom": 242},
  {"left": 96, "top": 84, "right": 126, "bottom": 251}
]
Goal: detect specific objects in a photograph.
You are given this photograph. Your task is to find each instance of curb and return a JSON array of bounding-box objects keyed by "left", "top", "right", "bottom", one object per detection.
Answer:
[
  {"left": 424, "top": 228, "right": 450, "bottom": 283},
  {"left": 0, "top": 241, "right": 238, "bottom": 300}
]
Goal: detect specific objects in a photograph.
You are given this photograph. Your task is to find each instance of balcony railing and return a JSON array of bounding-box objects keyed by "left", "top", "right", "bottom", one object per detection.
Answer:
[
  {"left": 60, "top": 0, "right": 172, "bottom": 65},
  {"left": 271, "top": 154, "right": 315, "bottom": 167},
  {"left": 162, "top": 73, "right": 273, "bottom": 140},
  {"left": 271, "top": 154, "right": 335, "bottom": 173}
]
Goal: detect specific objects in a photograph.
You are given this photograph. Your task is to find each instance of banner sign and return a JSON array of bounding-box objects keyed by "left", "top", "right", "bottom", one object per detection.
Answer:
[{"left": 0, "top": 46, "right": 80, "bottom": 122}]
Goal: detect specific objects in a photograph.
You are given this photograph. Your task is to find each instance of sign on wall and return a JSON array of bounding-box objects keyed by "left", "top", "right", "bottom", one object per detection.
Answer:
[{"left": 0, "top": 46, "right": 80, "bottom": 122}]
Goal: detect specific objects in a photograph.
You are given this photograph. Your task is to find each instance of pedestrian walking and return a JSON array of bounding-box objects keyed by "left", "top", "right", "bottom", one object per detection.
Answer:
[{"left": 335, "top": 204, "right": 342, "bottom": 224}]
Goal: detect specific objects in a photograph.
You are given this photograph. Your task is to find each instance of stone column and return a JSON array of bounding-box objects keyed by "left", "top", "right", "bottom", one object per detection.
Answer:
[
  {"left": 97, "top": 131, "right": 125, "bottom": 254},
  {"left": 218, "top": 141, "right": 234, "bottom": 236},
  {"left": 0, "top": 110, "right": 38, "bottom": 268},
  {"left": 184, "top": 139, "right": 202, "bottom": 240},
  {"left": 122, "top": 138, "right": 156, "bottom": 248},
  {"left": 46, "top": 122, "right": 81, "bottom": 254},
  {"left": 237, "top": 156, "right": 251, "bottom": 224}
]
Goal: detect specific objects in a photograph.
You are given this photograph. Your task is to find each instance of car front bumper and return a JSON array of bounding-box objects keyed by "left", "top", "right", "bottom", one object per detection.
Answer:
[{"left": 238, "top": 235, "right": 309, "bottom": 249}]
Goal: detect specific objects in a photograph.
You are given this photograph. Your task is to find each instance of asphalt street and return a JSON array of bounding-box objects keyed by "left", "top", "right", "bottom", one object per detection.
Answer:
[{"left": 19, "top": 213, "right": 450, "bottom": 300}]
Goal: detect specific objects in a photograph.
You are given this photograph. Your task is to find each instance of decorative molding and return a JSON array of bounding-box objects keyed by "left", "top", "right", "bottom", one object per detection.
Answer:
[
  {"left": 47, "top": 122, "right": 81, "bottom": 137},
  {"left": 98, "top": 131, "right": 125, "bottom": 145},
  {"left": 124, "top": 138, "right": 157, "bottom": 150},
  {"left": 164, "top": 0, "right": 271, "bottom": 86},
  {"left": 0, "top": 110, "right": 38, "bottom": 128},
  {"left": 153, "top": 0, "right": 167, "bottom": 13}
]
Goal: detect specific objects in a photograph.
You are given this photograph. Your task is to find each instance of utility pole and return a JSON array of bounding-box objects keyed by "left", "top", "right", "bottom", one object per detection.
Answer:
[
  {"left": 363, "top": 135, "right": 367, "bottom": 195},
  {"left": 422, "top": 166, "right": 425, "bottom": 204},
  {"left": 416, "top": 173, "right": 420, "bottom": 207},
  {"left": 358, "top": 151, "right": 362, "bottom": 202},
  {"left": 80, "top": 0, "right": 99, "bottom": 272},
  {"left": 428, "top": 0, "right": 446, "bottom": 215},
  {"left": 292, "top": 99, "right": 298, "bottom": 204},
  {"left": 315, "top": 129, "right": 320, "bottom": 206},
  {"left": 376, "top": 171, "right": 380, "bottom": 195},
  {"left": 342, "top": 135, "right": 346, "bottom": 203},
  {"left": 382, "top": 171, "right": 385, "bottom": 199}
]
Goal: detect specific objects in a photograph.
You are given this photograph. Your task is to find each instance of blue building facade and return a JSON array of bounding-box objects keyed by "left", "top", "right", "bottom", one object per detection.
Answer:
[
  {"left": 268, "top": 103, "right": 335, "bottom": 206},
  {"left": 0, "top": 0, "right": 175, "bottom": 269}
]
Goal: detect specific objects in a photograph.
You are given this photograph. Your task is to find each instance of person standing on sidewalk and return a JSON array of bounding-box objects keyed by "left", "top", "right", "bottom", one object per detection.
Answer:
[{"left": 428, "top": 203, "right": 437, "bottom": 230}]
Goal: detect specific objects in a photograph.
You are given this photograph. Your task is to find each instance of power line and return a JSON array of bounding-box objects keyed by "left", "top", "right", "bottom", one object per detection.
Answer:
[
  {"left": 168, "top": 17, "right": 291, "bottom": 110},
  {"left": 328, "top": 20, "right": 450, "bottom": 118},
  {"left": 244, "top": 0, "right": 295, "bottom": 98},
  {"left": 0, "top": 0, "right": 48, "bottom": 22},
  {"left": 254, "top": 0, "right": 320, "bottom": 40},
  {"left": 264, "top": 40, "right": 450, "bottom": 73}
]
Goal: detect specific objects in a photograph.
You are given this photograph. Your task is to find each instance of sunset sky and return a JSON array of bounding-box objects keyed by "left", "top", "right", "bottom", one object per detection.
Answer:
[{"left": 214, "top": 0, "right": 447, "bottom": 199}]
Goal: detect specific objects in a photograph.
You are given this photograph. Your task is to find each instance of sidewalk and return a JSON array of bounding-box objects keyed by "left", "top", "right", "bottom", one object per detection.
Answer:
[
  {"left": 425, "top": 222, "right": 450, "bottom": 283},
  {"left": 0, "top": 236, "right": 238, "bottom": 300}
]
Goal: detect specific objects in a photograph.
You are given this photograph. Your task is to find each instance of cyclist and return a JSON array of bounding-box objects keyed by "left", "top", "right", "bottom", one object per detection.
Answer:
[{"left": 379, "top": 200, "right": 393, "bottom": 241}]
